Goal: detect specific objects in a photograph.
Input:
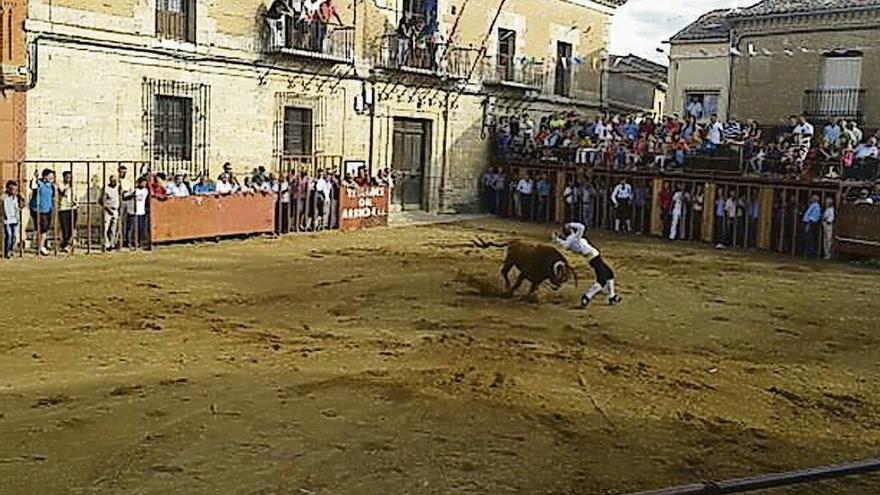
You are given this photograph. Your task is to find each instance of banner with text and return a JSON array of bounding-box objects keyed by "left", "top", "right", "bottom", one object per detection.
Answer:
[{"left": 340, "top": 186, "right": 389, "bottom": 232}]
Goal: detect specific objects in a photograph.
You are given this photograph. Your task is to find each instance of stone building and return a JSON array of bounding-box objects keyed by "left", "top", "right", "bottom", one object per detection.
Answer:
[
  {"left": 665, "top": 8, "right": 733, "bottom": 123},
  {"left": 667, "top": 0, "right": 880, "bottom": 130},
  {"left": 729, "top": 0, "right": 880, "bottom": 130},
  {"left": 0, "top": 0, "right": 625, "bottom": 213},
  {"left": 604, "top": 53, "right": 667, "bottom": 117}
]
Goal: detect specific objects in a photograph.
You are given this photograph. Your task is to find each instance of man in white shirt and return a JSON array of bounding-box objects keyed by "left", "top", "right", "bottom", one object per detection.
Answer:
[
  {"left": 593, "top": 117, "right": 607, "bottom": 142},
  {"left": 165, "top": 174, "right": 191, "bottom": 198},
  {"left": 854, "top": 137, "right": 879, "bottom": 161},
  {"left": 792, "top": 115, "right": 814, "bottom": 164},
  {"left": 687, "top": 98, "right": 703, "bottom": 120},
  {"left": 563, "top": 181, "right": 578, "bottom": 222},
  {"left": 123, "top": 177, "right": 150, "bottom": 249},
  {"left": 101, "top": 176, "right": 121, "bottom": 250},
  {"left": 610, "top": 177, "right": 633, "bottom": 233},
  {"left": 822, "top": 196, "right": 835, "bottom": 260},
  {"left": 705, "top": 114, "right": 724, "bottom": 154},
  {"left": 669, "top": 185, "right": 689, "bottom": 240},
  {"left": 515, "top": 174, "right": 535, "bottom": 220},
  {"left": 553, "top": 222, "right": 622, "bottom": 308},
  {"left": 314, "top": 169, "right": 333, "bottom": 230},
  {"left": 215, "top": 173, "right": 235, "bottom": 195}
]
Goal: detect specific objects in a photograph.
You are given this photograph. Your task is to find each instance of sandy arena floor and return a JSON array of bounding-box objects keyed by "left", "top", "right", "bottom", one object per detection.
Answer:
[{"left": 1, "top": 218, "right": 879, "bottom": 495}]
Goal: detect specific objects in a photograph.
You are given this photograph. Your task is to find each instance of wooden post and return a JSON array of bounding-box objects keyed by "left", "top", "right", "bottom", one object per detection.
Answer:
[
  {"left": 650, "top": 177, "right": 663, "bottom": 236},
  {"left": 757, "top": 186, "right": 774, "bottom": 250},
  {"left": 702, "top": 182, "right": 716, "bottom": 243},
  {"left": 554, "top": 170, "right": 566, "bottom": 223}
]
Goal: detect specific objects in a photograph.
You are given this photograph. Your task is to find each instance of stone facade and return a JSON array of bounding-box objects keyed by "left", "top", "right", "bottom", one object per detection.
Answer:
[
  {"left": 669, "top": 4, "right": 880, "bottom": 130},
  {"left": 730, "top": 9, "right": 880, "bottom": 129},
  {"left": 2, "top": 0, "right": 622, "bottom": 213}
]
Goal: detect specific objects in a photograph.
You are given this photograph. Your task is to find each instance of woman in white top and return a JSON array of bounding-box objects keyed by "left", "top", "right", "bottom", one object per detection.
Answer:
[{"left": 553, "top": 222, "right": 622, "bottom": 309}]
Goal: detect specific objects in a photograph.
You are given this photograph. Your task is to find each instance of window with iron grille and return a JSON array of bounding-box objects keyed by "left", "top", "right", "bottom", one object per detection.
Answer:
[
  {"left": 283, "top": 107, "right": 313, "bottom": 156},
  {"left": 156, "top": 0, "right": 196, "bottom": 43},
  {"left": 154, "top": 95, "right": 193, "bottom": 161}
]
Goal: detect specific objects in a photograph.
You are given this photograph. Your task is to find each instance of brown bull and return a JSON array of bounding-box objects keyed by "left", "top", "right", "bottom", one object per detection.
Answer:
[{"left": 472, "top": 237, "right": 578, "bottom": 296}]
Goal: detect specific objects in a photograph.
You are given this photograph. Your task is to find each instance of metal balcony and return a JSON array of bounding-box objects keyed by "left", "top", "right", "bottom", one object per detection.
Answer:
[
  {"left": 265, "top": 23, "right": 354, "bottom": 63},
  {"left": 482, "top": 59, "right": 545, "bottom": 90},
  {"left": 803, "top": 88, "right": 865, "bottom": 123},
  {"left": 372, "top": 34, "right": 475, "bottom": 80}
]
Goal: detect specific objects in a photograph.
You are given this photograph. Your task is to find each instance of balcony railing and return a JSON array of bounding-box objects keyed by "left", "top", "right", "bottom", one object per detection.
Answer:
[
  {"left": 373, "top": 34, "right": 475, "bottom": 79},
  {"left": 481, "top": 58, "right": 545, "bottom": 89},
  {"left": 803, "top": 88, "right": 865, "bottom": 123},
  {"left": 265, "top": 21, "right": 354, "bottom": 63}
]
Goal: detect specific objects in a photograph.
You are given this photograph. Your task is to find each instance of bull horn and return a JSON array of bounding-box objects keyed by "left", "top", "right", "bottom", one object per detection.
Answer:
[{"left": 553, "top": 260, "right": 566, "bottom": 280}]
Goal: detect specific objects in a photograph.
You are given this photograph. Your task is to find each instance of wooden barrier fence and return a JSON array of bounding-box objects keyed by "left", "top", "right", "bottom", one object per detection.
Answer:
[{"left": 495, "top": 162, "right": 847, "bottom": 258}]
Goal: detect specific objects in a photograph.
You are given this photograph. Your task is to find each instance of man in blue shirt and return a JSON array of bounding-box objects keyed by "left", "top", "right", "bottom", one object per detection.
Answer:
[
  {"left": 802, "top": 194, "right": 822, "bottom": 258},
  {"left": 28, "top": 168, "right": 55, "bottom": 256},
  {"left": 535, "top": 175, "right": 552, "bottom": 222}
]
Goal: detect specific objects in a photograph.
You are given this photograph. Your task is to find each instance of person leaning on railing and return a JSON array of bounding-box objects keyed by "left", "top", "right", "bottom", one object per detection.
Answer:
[{"left": 192, "top": 174, "right": 216, "bottom": 195}]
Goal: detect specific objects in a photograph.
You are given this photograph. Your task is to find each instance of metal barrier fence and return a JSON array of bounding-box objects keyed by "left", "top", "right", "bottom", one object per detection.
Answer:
[
  {"left": 1, "top": 161, "right": 150, "bottom": 259},
  {"left": 493, "top": 162, "right": 843, "bottom": 259}
]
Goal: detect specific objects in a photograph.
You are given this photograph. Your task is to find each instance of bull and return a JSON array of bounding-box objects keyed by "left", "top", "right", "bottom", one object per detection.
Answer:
[{"left": 471, "top": 237, "right": 578, "bottom": 296}]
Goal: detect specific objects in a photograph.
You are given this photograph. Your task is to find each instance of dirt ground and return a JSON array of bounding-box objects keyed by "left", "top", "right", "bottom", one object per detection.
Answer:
[{"left": 1, "top": 218, "right": 879, "bottom": 495}]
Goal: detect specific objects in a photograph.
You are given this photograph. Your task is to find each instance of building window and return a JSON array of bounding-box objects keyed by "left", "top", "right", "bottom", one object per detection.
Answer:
[
  {"left": 283, "top": 107, "right": 313, "bottom": 156},
  {"left": 684, "top": 92, "right": 719, "bottom": 120},
  {"left": 156, "top": 0, "right": 196, "bottom": 43},
  {"left": 154, "top": 95, "right": 193, "bottom": 161},
  {"left": 554, "top": 41, "right": 572, "bottom": 97},
  {"left": 497, "top": 28, "right": 516, "bottom": 81}
]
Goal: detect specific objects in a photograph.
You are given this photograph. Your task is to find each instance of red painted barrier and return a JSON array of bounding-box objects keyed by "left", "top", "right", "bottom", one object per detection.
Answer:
[{"left": 150, "top": 194, "right": 276, "bottom": 243}]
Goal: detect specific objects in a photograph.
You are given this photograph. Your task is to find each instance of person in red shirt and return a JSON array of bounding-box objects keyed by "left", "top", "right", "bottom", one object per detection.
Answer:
[
  {"left": 639, "top": 117, "right": 656, "bottom": 139},
  {"left": 664, "top": 116, "right": 681, "bottom": 137},
  {"left": 673, "top": 133, "right": 690, "bottom": 167},
  {"left": 148, "top": 173, "right": 167, "bottom": 199}
]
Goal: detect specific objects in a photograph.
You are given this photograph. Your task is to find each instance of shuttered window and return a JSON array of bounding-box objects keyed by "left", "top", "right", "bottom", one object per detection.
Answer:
[
  {"left": 497, "top": 28, "right": 516, "bottom": 81},
  {"left": 554, "top": 41, "right": 573, "bottom": 97},
  {"left": 283, "top": 107, "right": 313, "bottom": 156},
  {"left": 156, "top": 0, "right": 196, "bottom": 43}
]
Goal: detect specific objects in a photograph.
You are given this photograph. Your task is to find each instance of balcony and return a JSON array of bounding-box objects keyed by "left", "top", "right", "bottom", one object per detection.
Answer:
[
  {"left": 803, "top": 88, "right": 865, "bottom": 123},
  {"left": 265, "top": 21, "right": 354, "bottom": 63},
  {"left": 372, "top": 34, "right": 475, "bottom": 80},
  {"left": 482, "top": 59, "right": 545, "bottom": 90}
]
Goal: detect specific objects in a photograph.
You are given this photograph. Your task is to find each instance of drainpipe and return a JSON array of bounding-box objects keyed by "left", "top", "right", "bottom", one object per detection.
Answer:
[
  {"left": 727, "top": 28, "right": 738, "bottom": 121},
  {"left": 439, "top": 89, "right": 450, "bottom": 213},
  {"left": 367, "top": 83, "right": 376, "bottom": 175}
]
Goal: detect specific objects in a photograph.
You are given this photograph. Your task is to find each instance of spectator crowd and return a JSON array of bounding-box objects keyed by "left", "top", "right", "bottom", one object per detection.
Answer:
[
  {"left": 493, "top": 109, "right": 880, "bottom": 182},
  {"left": 0, "top": 162, "right": 394, "bottom": 258}
]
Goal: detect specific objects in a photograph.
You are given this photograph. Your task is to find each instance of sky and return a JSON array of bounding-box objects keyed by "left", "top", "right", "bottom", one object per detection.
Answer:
[{"left": 608, "top": 0, "right": 755, "bottom": 64}]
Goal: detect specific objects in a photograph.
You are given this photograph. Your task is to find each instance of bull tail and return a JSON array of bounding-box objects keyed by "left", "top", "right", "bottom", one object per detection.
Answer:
[{"left": 471, "top": 236, "right": 510, "bottom": 249}]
